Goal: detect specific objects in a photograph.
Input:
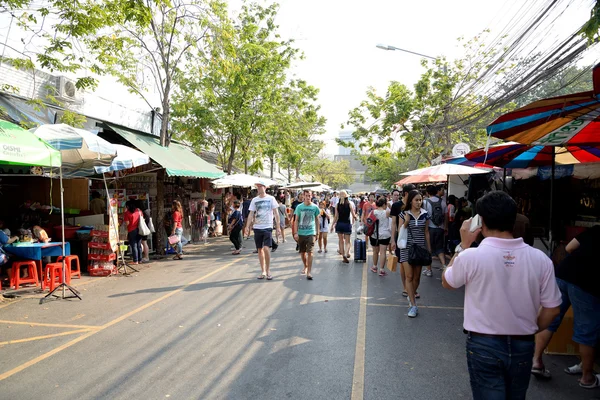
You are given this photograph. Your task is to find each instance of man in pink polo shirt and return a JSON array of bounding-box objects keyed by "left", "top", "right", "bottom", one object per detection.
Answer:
[{"left": 442, "top": 191, "right": 561, "bottom": 400}]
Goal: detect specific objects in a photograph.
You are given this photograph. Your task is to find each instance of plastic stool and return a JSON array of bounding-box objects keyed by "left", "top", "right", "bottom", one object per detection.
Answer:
[
  {"left": 57, "top": 255, "right": 80, "bottom": 280},
  {"left": 11, "top": 260, "right": 39, "bottom": 290},
  {"left": 43, "top": 262, "right": 65, "bottom": 292}
]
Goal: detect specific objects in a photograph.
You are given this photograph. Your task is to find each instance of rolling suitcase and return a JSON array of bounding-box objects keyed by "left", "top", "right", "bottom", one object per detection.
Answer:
[{"left": 354, "top": 236, "right": 366, "bottom": 262}]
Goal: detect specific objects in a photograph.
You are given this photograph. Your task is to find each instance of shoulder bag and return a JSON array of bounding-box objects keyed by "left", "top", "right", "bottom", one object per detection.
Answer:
[
  {"left": 138, "top": 210, "right": 151, "bottom": 236},
  {"left": 407, "top": 218, "right": 432, "bottom": 266}
]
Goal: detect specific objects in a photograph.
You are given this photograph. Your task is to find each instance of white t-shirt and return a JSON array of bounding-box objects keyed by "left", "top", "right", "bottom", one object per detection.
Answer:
[
  {"left": 330, "top": 196, "right": 339, "bottom": 208},
  {"left": 372, "top": 209, "right": 391, "bottom": 239},
  {"left": 318, "top": 208, "right": 331, "bottom": 232},
  {"left": 249, "top": 195, "right": 278, "bottom": 230}
]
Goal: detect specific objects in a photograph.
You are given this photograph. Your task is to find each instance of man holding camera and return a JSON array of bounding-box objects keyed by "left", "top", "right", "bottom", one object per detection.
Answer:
[{"left": 442, "top": 191, "right": 561, "bottom": 400}]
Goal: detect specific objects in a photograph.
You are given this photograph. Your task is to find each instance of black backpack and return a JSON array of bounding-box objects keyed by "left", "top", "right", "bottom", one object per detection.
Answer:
[{"left": 425, "top": 198, "right": 444, "bottom": 226}]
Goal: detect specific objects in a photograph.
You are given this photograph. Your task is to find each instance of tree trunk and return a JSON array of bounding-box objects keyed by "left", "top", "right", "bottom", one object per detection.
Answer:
[
  {"left": 244, "top": 158, "right": 249, "bottom": 174},
  {"left": 156, "top": 169, "right": 166, "bottom": 255},
  {"left": 226, "top": 136, "right": 237, "bottom": 174},
  {"left": 295, "top": 165, "right": 301, "bottom": 180},
  {"left": 287, "top": 166, "right": 291, "bottom": 183},
  {"left": 160, "top": 92, "right": 170, "bottom": 147},
  {"left": 270, "top": 156, "right": 274, "bottom": 179}
]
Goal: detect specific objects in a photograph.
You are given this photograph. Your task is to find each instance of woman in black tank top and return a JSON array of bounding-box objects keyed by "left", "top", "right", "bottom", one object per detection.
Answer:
[{"left": 330, "top": 190, "right": 357, "bottom": 263}]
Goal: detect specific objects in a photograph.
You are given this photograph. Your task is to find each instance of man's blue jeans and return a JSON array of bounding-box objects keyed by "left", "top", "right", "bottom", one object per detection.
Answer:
[{"left": 466, "top": 333, "right": 535, "bottom": 400}]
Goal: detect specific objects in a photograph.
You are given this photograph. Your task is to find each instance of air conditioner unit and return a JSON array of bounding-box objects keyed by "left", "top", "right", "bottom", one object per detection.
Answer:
[{"left": 51, "top": 76, "right": 78, "bottom": 101}]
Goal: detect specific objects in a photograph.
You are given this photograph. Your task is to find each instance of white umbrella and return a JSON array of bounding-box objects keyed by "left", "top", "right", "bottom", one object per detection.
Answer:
[
  {"left": 212, "top": 173, "right": 277, "bottom": 188},
  {"left": 400, "top": 164, "right": 491, "bottom": 176},
  {"left": 95, "top": 144, "right": 150, "bottom": 173}
]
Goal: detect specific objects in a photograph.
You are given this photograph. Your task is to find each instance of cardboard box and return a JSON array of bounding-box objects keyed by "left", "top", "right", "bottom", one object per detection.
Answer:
[{"left": 546, "top": 307, "right": 578, "bottom": 355}]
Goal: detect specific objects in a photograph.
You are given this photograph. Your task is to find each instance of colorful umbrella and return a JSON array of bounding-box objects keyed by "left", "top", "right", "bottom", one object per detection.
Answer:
[
  {"left": 395, "top": 164, "right": 490, "bottom": 186},
  {"left": 442, "top": 155, "right": 497, "bottom": 169},
  {"left": 487, "top": 63, "right": 600, "bottom": 146},
  {"left": 465, "top": 143, "right": 600, "bottom": 168},
  {"left": 396, "top": 174, "right": 447, "bottom": 185},
  {"left": 0, "top": 120, "right": 61, "bottom": 167}
]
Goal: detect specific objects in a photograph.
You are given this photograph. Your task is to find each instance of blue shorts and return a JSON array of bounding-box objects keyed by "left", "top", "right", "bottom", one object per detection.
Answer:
[
  {"left": 335, "top": 222, "right": 352, "bottom": 235},
  {"left": 253, "top": 228, "right": 272, "bottom": 249},
  {"left": 548, "top": 278, "right": 600, "bottom": 347}
]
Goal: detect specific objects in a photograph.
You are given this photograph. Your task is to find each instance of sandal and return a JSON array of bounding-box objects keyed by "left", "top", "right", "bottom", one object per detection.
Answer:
[
  {"left": 378, "top": 270, "right": 387, "bottom": 277},
  {"left": 565, "top": 363, "right": 583, "bottom": 375},
  {"left": 301, "top": 269, "right": 307, "bottom": 275},
  {"left": 257, "top": 274, "right": 266, "bottom": 280},
  {"left": 307, "top": 275, "right": 313, "bottom": 280},
  {"left": 415, "top": 292, "right": 420, "bottom": 299},
  {"left": 318, "top": 249, "right": 322, "bottom": 253},
  {"left": 531, "top": 367, "right": 552, "bottom": 380},
  {"left": 402, "top": 291, "right": 408, "bottom": 297},
  {"left": 342, "top": 257, "right": 349, "bottom": 264},
  {"left": 370, "top": 266, "right": 378, "bottom": 273},
  {"left": 266, "top": 275, "right": 273, "bottom": 280},
  {"left": 579, "top": 374, "right": 600, "bottom": 389}
]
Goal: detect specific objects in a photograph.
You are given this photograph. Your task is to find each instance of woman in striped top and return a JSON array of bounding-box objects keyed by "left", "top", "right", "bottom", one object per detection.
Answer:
[{"left": 399, "top": 190, "right": 431, "bottom": 318}]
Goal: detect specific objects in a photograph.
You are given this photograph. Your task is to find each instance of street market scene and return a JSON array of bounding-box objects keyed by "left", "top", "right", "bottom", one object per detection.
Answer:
[{"left": 0, "top": 0, "right": 599, "bottom": 399}]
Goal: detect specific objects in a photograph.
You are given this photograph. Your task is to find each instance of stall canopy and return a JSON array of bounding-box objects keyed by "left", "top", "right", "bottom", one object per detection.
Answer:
[
  {"left": 0, "top": 120, "right": 61, "bottom": 167},
  {"left": 108, "top": 124, "right": 225, "bottom": 179},
  {"left": 212, "top": 173, "right": 277, "bottom": 188}
]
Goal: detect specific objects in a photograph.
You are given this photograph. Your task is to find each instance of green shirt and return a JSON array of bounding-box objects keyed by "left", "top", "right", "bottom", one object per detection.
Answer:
[{"left": 294, "top": 203, "right": 320, "bottom": 236}]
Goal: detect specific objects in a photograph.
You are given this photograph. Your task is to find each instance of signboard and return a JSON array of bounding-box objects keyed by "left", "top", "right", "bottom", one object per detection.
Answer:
[{"left": 452, "top": 143, "right": 470, "bottom": 157}]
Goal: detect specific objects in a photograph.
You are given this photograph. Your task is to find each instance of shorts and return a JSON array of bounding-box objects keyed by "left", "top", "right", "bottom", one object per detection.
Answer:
[
  {"left": 298, "top": 235, "right": 316, "bottom": 253},
  {"left": 335, "top": 222, "right": 352, "bottom": 235},
  {"left": 547, "top": 278, "right": 600, "bottom": 347},
  {"left": 253, "top": 228, "right": 273, "bottom": 249},
  {"left": 429, "top": 227, "right": 445, "bottom": 255},
  {"left": 140, "top": 235, "right": 148, "bottom": 241},
  {"left": 370, "top": 237, "right": 391, "bottom": 246}
]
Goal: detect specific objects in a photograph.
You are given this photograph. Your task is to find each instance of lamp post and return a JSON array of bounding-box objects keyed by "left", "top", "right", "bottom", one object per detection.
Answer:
[{"left": 376, "top": 43, "right": 438, "bottom": 60}]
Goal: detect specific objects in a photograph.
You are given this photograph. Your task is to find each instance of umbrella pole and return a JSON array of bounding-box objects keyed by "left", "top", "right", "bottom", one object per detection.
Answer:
[
  {"left": 42, "top": 167, "right": 82, "bottom": 302},
  {"left": 103, "top": 175, "right": 134, "bottom": 275},
  {"left": 548, "top": 148, "right": 555, "bottom": 256},
  {"left": 503, "top": 168, "right": 506, "bottom": 192}
]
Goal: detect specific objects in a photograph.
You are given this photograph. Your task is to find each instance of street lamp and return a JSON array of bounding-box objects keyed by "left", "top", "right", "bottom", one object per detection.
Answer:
[{"left": 376, "top": 43, "right": 438, "bottom": 61}]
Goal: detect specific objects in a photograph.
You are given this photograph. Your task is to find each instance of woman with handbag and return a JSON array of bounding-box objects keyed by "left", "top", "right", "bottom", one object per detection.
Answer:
[
  {"left": 124, "top": 201, "right": 143, "bottom": 265},
  {"left": 137, "top": 200, "right": 153, "bottom": 263},
  {"left": 369, "top": 197, "right": 392, "bottom": 276},
  {"left": 171, "top": 200, "right": 184, "bottom": 260},
  {"left": 399, "top": 190, "right": 432, "bottom": 318}
]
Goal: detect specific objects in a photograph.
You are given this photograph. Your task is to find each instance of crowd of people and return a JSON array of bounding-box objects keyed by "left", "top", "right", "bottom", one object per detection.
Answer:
[{"left": 228, "top": 180, "right": 598, "bottom": 399}]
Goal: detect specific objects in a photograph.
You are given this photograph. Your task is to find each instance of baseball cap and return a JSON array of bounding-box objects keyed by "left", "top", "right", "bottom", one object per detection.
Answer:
[{"left": 255, "top": 179, "right": 268, "bottom": 187}]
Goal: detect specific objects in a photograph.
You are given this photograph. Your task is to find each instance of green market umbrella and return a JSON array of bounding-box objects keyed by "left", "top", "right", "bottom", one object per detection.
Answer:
[{"left": 0, "top": 120, "right": 61, "bottom": 167}]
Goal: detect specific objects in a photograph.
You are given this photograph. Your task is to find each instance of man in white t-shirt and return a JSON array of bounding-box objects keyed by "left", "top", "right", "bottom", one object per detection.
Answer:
[
  {"left": 245, "top": 180, "right": 281, "bottom": 280},
  {"left": 330, "top": 192, "right": 339, "bottom": 215}
]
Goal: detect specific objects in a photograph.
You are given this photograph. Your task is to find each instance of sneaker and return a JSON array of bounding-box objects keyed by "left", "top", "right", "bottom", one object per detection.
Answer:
[
  {"left": 423, "top": 269, "right": 433, "bottom": 277},
  {"left": 408, "top": 306, "right": 418, "bottom": 318}
]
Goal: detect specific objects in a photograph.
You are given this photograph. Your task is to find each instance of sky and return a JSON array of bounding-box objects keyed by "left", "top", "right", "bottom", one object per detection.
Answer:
[{"left": 0, "top": 0, "right": 598, "bottom": 155}]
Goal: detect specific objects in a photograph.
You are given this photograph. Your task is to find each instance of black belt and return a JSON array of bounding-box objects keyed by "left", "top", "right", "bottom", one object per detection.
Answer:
[{"left": 464, "top": 329, "right": 535, "bottom": 342}]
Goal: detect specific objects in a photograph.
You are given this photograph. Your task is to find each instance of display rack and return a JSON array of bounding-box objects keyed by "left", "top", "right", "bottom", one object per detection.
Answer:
[{"left": 87, "top": 200, "right": 119, "bottom": 276}]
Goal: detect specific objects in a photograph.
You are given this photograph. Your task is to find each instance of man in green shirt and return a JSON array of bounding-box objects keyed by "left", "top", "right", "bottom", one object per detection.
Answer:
[{"left": 293, "top": 189, "right": 320, "bottom": 280}]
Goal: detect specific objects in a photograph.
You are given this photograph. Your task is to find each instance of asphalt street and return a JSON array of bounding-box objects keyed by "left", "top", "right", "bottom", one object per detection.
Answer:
[{"left": 0, "top": 231, "right": 591, "bottom": 399}]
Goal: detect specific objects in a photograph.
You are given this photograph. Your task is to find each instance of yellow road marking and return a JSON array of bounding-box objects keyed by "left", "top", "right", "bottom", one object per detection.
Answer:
[
  {"left": 351, "top": 264, "right": 368, "bottom": 400},
  {"left": 368, "top": 303, "right": 464, "bottom": 310},
  {"left": 0, "top": 320, "right": 102, "bottom": 330},
  {"left": 0, "top": 254, "right": 251, "bottom": 382},
  {"left": 0, "top": 329, "right": 91, "bottom": 346},
  {"left": 0, "top": 298, "right": 22, "bottom": 310}
]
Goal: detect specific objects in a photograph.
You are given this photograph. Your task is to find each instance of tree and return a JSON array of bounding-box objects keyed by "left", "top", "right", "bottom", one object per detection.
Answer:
[
  {"left": 305, "top": 156, "right": 355, "bottom": 189},
  {"left": 580, "top": 1, "right": 600, "bottom": 43},
  {"left": 0, "top": 0, "right": 151, "bottom": 90}
]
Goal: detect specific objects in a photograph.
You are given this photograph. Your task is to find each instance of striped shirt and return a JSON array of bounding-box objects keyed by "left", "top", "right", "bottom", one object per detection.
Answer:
[{"left": 399, "top": 209, "right": 429, "bottom": 247}]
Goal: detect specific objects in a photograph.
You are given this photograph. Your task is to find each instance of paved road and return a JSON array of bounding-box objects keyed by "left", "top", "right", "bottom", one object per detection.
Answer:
[{"left": 0, "top": 234, "right": 589, "bottom": 399}]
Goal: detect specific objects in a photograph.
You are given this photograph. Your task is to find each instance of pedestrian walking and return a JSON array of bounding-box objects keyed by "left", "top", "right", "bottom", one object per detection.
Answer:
[
  {"left": 423, "top": 185, "right": 447, "bottom": 276},
  {"left": 330, "top": 190, "right": 357, "bottom": 263},
  {"left": 228, "top": 200, "right": 243, "bottom": 255},
  {"left": 399, "top": 190, "right": 431, "bottom": 318},
  {"left": 317, "top": 201, "right": 331, "bottom": 253},
  {"left": 244, "top": 180, "right": 281, "bottom": 280},
  {"left": 171, "top": 200, "right": 184, "bottom": 260},
  {"left": 391, "top": 185, "right": 415, "bottom": 297},
  {"left": 442, "top": 191, "right": 561, "bottom": 400},
  {"left": 531, "top": 225, "right": 600, "bottom": 388},
  {"left": 124, "top": 201, "right": 143, "bottom": 265},
  {"left": 330, "top": 191, "right": 339, "bottom": 216},
  {"left": 293, "top": 190, "right": 320, "bottom": 280},
  {"left": 361, "top": 193, "right": 377, "bottom": 266},
  {"left": 369, "top": 197, "right": 392, "bottom": 276},
  {"left": 242, "top": 192, "right": 253, "bottom": 240},
  {"left": 137, "top": 200, "right": 152, "bottom": 263},
  {"left": 277, "top": 198, "right": 287, "bottom": 243}
]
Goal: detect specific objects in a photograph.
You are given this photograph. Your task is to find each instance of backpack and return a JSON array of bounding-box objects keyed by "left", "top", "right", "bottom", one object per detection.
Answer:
[
  {"left": 365, "top": 210, "right": 378, "bottom": 236},
  {"left": 425, "top": 198, "right": 444, "bottom": 226}
]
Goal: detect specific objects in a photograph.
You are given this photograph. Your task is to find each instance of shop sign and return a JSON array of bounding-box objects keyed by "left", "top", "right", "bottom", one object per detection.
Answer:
[
  {"left": 452, "top": 143, "right": 470, "bottom": 157},
  {"left": 533, "top": 119, "right": 588, "bottom": 146},
  {"left": 537, "top": 165, "right": 574, "bottom": 180}
]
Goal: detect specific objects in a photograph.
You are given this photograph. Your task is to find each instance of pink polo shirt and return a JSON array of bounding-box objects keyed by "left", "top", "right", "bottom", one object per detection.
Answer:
[{"left": 445, "top": 237, "right": 561, "bottom": 335}]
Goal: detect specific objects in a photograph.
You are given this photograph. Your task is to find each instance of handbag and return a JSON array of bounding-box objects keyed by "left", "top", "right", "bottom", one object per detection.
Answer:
[
  {"left": 168, "top": 234, "right": 180, "bottom": 245},
  {"left": 397, "top": 224, "right": 407, "bottom": 249},
  {"left": 138, "top": 211, "right": 151, "bottom": 236},
  {"left": 147, "top": 217, "right": 156, "bottom": 233},
  {"left": 407, "top": 222, "right": 432, "bottom": 266}
]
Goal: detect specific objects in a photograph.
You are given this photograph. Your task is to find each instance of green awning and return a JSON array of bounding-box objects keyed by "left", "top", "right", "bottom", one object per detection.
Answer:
[{"left": 108, "top": 124, "right": 225, "bottom": 179}]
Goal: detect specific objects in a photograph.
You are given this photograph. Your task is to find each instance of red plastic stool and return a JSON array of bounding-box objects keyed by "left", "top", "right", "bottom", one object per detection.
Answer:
[
  {"left": 57, "top": 255, "right": 80, "bottom": 280},
  {"left": 11, "top": 260, "right": 39, "bottom": 290},
  {"left": 43, "top": 262, "right": 65, "bottom": 292}
]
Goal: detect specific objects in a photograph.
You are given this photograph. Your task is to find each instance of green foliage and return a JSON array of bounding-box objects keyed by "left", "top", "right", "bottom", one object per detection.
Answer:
[
  {"left": 304, "top": 156, "right": 354, "bottom": 189},
  {"left": 0, "top": 0, "right": 153, "bottom": 90},
  {"left": 172, "top": 2, "right": 325, "bottom": 176},
  {"left": 580, "top": 1, "right": 600, "bottom": 43},
  {"left": 59, "top": 110, "right": 86, "bottom": 128},
  {"left": 344, "top": 34, "right": 517, "bottom": 186}
]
